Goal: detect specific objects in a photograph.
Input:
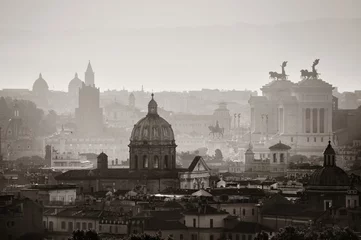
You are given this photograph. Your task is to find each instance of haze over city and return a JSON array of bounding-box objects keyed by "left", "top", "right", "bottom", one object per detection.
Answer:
[
  {"left": 1, "top": 0, "right": 361, "bottom": 92},
  {"left": 2, "top": 1, "right": 361, "bottom": 240}
]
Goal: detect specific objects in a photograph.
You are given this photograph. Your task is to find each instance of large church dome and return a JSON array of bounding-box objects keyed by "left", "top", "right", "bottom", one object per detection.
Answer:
[
  {"left": 32, "top": 73, "right": 49, "bottom": 93},
  {"left": 307, "top": 141, "right": 350, "bottom": 187},
  {"left": 130, "top": 94, "right": 175, "bottom": 144},
  {"left": 68, "top": 73, "right": 83, "bottom": 94}
]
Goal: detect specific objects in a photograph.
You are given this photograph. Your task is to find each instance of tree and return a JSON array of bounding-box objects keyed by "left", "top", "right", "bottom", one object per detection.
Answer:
[
  {"left": 215, "top": 149, "right": 223, "bottom": 161},
  {"left": 254, "top": 232, "right": 269, "bottom": 240},
  {"left": 270, "top": 226, "right": 359, "bottom": 240}
]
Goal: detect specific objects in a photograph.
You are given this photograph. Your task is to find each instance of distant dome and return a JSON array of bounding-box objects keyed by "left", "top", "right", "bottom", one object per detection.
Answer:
[
  {"left": 130, "top": 94, "right": 175, "bottom": 143},
  {"left": 32, "top": 73, "right": 49, "bottom": 93},
  {"left": 68, "top": 73, "right": 83, "bottom": 93}
]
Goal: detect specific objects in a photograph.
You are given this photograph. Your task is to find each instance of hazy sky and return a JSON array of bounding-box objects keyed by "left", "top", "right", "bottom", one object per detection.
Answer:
[{"left": 1, "top": 0, "right": 361, "bottom": 92}]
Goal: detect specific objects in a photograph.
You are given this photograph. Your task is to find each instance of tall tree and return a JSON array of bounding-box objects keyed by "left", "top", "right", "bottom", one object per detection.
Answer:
[{"left": 214, "top": 149, "right": 223, "bottom": 161}]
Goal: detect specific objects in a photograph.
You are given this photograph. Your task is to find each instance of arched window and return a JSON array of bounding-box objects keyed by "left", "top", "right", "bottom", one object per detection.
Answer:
[
  {"left": 134, "top": 155, "right": 138, "bottom": 169},
  {"left": 143, "top": 155, "right": 148, "bottom": 168},
  {"left": 153, "top": 156, "right": 159, "bottom": 168},
  {"left": 49, "top": 221, "right": 54, "bottom": 231},
  {"left": 164, "top": 155, "right": 169, "bottom": 169}
]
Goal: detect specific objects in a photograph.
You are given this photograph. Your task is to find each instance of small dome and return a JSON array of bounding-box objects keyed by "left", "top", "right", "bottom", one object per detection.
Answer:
[
  {"left": 130, "top": 94, "right": 174, "bottom": 143},
  {"left": 308, "top": 141, "right": 349, "bottom": 187},
  {"left": 32, "top": 73, "right": 49, "bottom": 92},
  {"left": 68, "top": 73, "right": 83, "bottom": 92},
  {"left": 308, "top": 166, "right": 349, "bottom": 186}
]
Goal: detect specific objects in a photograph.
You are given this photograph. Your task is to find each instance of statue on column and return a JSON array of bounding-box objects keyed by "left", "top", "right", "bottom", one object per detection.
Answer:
[
  {"left": 269, "top": 61, "right": 288, "bottom": 80},
  {"left": 209, "top": 121, "right": 224, "bottom": 139}
]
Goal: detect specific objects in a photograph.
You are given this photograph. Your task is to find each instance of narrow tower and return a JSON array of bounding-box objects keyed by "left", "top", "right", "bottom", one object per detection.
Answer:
[{"left": 85, "top": 61, "right": 95, "bottom": 87}]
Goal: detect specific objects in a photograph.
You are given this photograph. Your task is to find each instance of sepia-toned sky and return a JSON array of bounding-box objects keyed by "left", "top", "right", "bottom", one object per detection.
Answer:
[{"left": 1, "top": 0, "right": 360, "bottom": 92}]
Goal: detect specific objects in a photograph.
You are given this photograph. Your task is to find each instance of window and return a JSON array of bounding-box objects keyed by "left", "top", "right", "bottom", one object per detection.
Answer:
[
  {"left": 291, "top": 137, "right": 293, "bottom": 142},
  {"left": 228, "top": 234, "right": 233, "bottom": 240},
  {"left": 314, "top": 137, "right": 317, "bottom": 142},
  {"left": 280, "top": 153, "right": 284, "bottom": 163},
  {"left": 191, "top": 234, "right": 198, "bottom": 240},
  {"left": 324, "top": 200, "right": 332, "bottom": 210},
  {"left": 180, "top": 234, "right": 184, "bottom": 240},
  {"left": 307, "top": 137, "right": 310, "bottom": 142},
  {"left": 134, "top": 155, "right": 138, "bottom": 169},
  {"left": 49, "top": 221, "right": 54, "bottom": 231},
  {"left": 68, "top": 222, "right": 73, "bottom": 232},
  {"left": 61, "top": 221, "right": 66, "bottom": 230},
  {"left": 354, "top": 199, "right": 357, "bottom": 207},
  {"left": 348, "top": 199, "right": 351, "bottom": 207},
  {"left": 76, "top": 222, "right": 81, "bottom": 229},
  {"left": 115, "top": 226, "right": 118, "bottom": 233},
  {"left": 252, "top": 208, "right": 255, "bottom": 216},
  {"left": 210, "top": 219, "right": 213, "bottom": 228},
  {"left": 164, "top": 155, "right": 169, "bottom": 169},
  {"left": 233, "top": 209, "right": 236, "bottom": 215},
  {"left": 88, "top": 223, "right": 92, "bottom": 229},
  {"left": 193, "top": 218, "right": 196, "bottom": 227},
  {"left": 109, "top": 226, "right": 112, "bottom": 233},
  {"left": 143, "top": 155, "right": 148, "bottom": 168},
  {"left": 153, "top": 155, "right": 159, "bottom": 168},
  {"left": 236, "top": 234, "right": 240, "bottom": 240},
  {"left": 321, "top": 137, "right": 324, "bottom": 142},
  {"left": 99, "top": 225, "right": 102, "bottom": 232},
  {"left": 273, "top": 153, "right": 277, "bottom": 163},
  {"left": 242, "top": 209, "right": 246, "bottom": 216},
  {"left": 210, "top": 235, "right": 214, "bottom": 240},
  {"left": 242, "top": 235, "right": 246, "bottom": 240},
  {"left": 82, "top": 222, "right": 86, "bottom": 230}
]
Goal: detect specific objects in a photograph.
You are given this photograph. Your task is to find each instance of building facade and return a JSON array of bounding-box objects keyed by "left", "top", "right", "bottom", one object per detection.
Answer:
[{"left": 249, "top": 70, "right": 334, "bottom": 156}]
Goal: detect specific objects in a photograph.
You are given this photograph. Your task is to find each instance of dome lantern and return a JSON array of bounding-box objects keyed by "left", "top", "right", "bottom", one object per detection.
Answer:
[
  {"left": 148, "top": 93, "right": 158, "bottom": 115},
  {"left": 323, "top": 141, "right": 336, "bottom": 167}
]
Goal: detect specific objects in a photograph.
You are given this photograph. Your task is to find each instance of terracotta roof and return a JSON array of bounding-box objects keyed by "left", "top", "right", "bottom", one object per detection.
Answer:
[
  {"left": 208, "top": 188, "right": 266, "bottom": 197},
  {"left": 188, "top": 156, "right": 211, "bottom": 172},
  {"left": 143, "top": 217, "right": 187, "bottom": 231},
  {"left": 262, "top": 203, "right": 325, "bottom": 218},
  {"left": 269, "top": 141, "right": 291, "bottom": 151},
  {"left": 133, "top": 210, "right": 183, "bottom": 221},
  {"left": 228, "top": 221, "right": 274, "bottom": 233},
  {"left": 183, "top": 205, "right": 228, "bottom": 215},
  {"left": 55, "top": 168, "right": 186, "bottom": 181}
]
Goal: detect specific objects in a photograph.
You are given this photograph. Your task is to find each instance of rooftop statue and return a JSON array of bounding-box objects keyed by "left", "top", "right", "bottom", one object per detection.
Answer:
[
  {"left": 269, "top": 61, "right": 288, "bottom": 80},
  {"left": 300, "top": 59, "right": 320, "bottom": 80}
]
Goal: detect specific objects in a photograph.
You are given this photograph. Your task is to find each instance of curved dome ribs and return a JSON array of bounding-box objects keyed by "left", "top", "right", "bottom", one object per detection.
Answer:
[{"left": 129, "top": 94, "right": 177, "bottom": 171}]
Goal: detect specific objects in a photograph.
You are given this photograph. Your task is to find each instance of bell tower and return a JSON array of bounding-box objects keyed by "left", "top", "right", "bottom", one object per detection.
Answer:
[{"left": 85, "top": 61, "right": 95, "bottom": 87}]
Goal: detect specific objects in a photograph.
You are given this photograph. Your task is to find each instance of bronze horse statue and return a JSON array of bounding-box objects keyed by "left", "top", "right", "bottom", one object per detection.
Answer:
[
  {"left": 209, "top": 121, "right": 224, "bottom": 139},
  {"left": 269, "top": 61, "right": 288, "bottom": 80},
  {"left": 301, "top": 59, "right": 320, "bottom": 80}
]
